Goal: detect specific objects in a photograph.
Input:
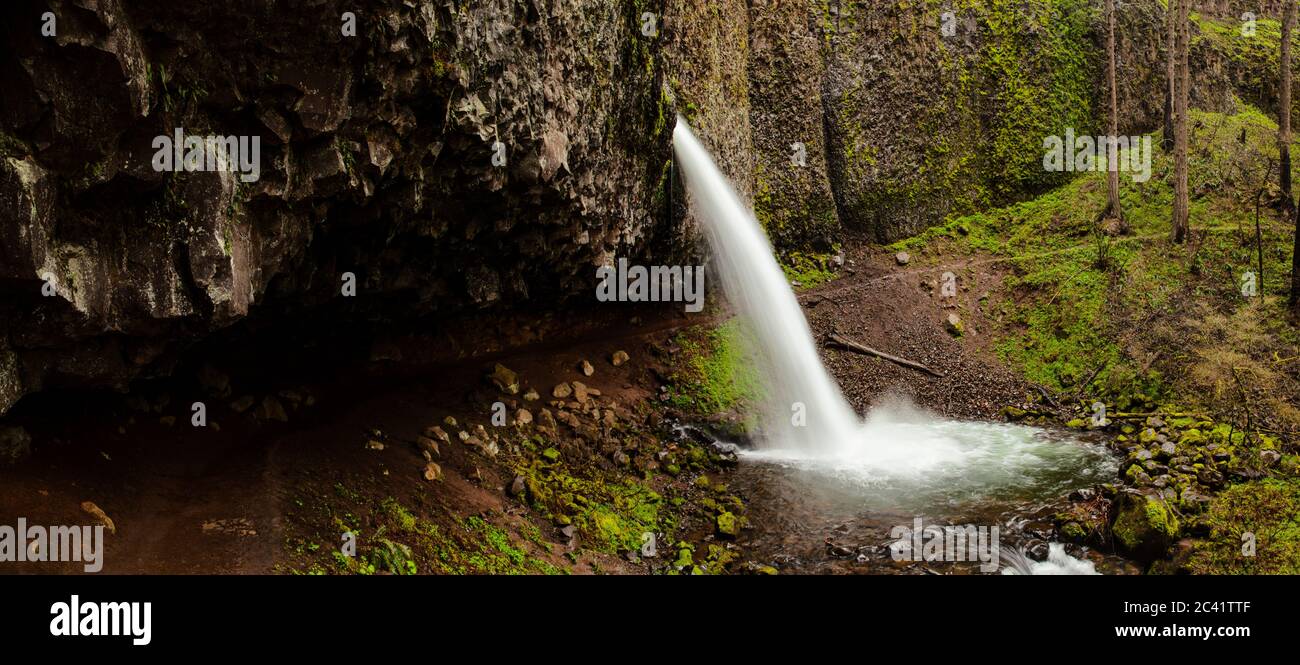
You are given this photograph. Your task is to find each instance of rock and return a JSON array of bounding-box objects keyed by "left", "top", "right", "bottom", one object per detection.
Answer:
[
  {"left": 552, "top": 382, "right": 573, "bottom": 399},
  {"left": 944, "top": 312, "right": 964, "bottom": 336},
  {"left": 523, "top": 388, "right": 540, "bottom": 402},
  {"left": 365, "top": 439, "right": 385, "bottom": 451},
  {"left": 1196, "top": 467, "right": 1225, "bottom": 488},
  {"left": 1260, "top": 449, "right": 1282, "bottom": 465},
  {"left": 509, "top": 475, "right": 526, "bottom": 497},
  {"left": 560, "top": 403, "right": 582, "bottom": 419},
  {"left": 423, "top": 426, "right": 451, "bottom": 444},
  {"left": 1001, "top": 406, "right": 1029, "bottom": 421},
  {"left": 611, "top": 350, "right": 629, "bottom": 366},
  {"left": 613, "top": 450, "right": 631, "bottom": 466},
  {"left": 895, "top": 251, "right": 910, "bottom": 265},
  {"left": 258, "top": 396, "right": 288, "bottom": 422},
  {"left": 80, "top": 501, "right": 116, "bottom": 534},
  {"left": 159, "top": 416, "right": 176, "bottom": 427},
  {"left": 572, "top": 381, "right": 590, "bottom": 402},
  {"left": 538, "top": 409, "right": 557, "bottom": 432},
  {"left": 515, "top": 408, "right": 533, "bottom": 425},
  {"left": 1157, "top": 442, "right": 1176, "bottom": 460},
  {"left": 0, "top": 426, "right": 32, "bottom": 465},
  {"left": 230, "top": 395, "right": 255, "bottom": 413},
  {"left": 580, "top": 360, "right": 594, "bottom": 376},
  {"left": 422, "top": 462, "right": 442, "bottom": 482},
  {"left": 488, "top": 363, "right": 519, "bottom": 394},
  {"left": 716, "top": 511, "right": 740, "bottom": 538},
  {"left": 416, "top": 436, "right": 440, "bottom": 457},
  {"left": 1111, "top": 492, "right": 1179, "bottom": 561}
]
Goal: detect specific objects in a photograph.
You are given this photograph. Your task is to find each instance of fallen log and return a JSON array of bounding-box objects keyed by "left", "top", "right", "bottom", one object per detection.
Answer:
[
  {"left": 825, "top": 332, "right": 945, "bottom": 378},
  {"left": 1105, "top": 412, "right": 1209, "bottom": 420}
]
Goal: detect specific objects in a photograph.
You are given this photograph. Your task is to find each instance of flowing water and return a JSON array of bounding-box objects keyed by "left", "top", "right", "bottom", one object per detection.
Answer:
[{"left": 673, "top": 118, "right": 1121, "bottom": 572}]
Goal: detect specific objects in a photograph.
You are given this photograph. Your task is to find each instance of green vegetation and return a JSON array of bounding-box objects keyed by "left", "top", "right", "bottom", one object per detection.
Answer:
[
  {"left": 781, "top": 250, "right": 839, "bottom": 289},
  {"left": 1188, "top": 478, "right": 1300, "bottom": 574},
  {"left": 513, "top": 456, "right": 666, "bottom": 554},
  {"left": 894, "top": 106, "right": 1299, "bottom": 427},
  {"left": 665, "top": 320, "right": 765, "bottom": 415}
]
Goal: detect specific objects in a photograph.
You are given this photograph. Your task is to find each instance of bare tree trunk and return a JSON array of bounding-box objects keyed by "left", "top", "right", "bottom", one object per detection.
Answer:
[
  {"left": 1172, "top": 0, "right": 1190, "bottom": 244},
  {"left": 1291, "top": 205, "right": 1300, "bottom": 311},
  {"left": 1162, "top": 0, "right": 1175, "bottom": 152},
  {"left": 1106, "top": 0, "right": 1125, "bottom": 231},
  {"left": 1283, "top": 3, "right": 1295, "bottom": 219}
]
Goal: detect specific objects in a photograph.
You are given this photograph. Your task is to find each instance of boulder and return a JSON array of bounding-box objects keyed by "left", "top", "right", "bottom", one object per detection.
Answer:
[{"left": 1111, "top": 492, "right": 1179, "bottom": 561}]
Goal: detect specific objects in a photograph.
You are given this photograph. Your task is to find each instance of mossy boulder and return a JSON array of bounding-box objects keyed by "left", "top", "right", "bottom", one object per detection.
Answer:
[
  {"left": 716, "top": 511, "right": 739, "bottom": 538},
  {"left": 1112, "top": 492, "right": 1180, "bottom": 561}
]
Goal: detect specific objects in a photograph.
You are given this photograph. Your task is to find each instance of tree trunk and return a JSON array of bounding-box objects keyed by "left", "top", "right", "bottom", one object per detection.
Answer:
[
  {"left": 1282, "top": 3, "right": 1295, "bottom": 219},
  {"left": 1172, "top": 0, "right": 1190, "bottom": 244},
  {"left": 1291, "top": 205, "right": 1300, "bottom": 311},
  {"left": 1162, "top": 0, "right": 1175, "bottom": 152},
  {"left": 1106, "top": 0, "right": 1125, "bottom": 230}
]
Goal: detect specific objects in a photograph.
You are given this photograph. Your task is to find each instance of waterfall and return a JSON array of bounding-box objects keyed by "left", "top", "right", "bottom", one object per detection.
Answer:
[
  {"left": 673, "top": 118, "right": 861, "bottom": 455},
  {"left": 672, "top": 116, "right": 1116, "bottom": 517}
]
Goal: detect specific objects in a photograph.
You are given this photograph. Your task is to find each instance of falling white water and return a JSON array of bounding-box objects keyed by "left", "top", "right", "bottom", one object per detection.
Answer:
[
  {"left": 672, "top": 118, "right": 1116, "bottom": 494},
  {"left": 673, "top": 118, "right": 860, "bottom": 456}
]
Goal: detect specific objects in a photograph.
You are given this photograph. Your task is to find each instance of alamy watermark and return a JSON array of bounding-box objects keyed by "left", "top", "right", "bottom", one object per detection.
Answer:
[
  {"left": 595, "top": 257, "right": 705, "bottom": 313},
  {"left": 152, "top": 128, "right": 261, "bottom": 182},
  {"left": 0, "top": 518, "right": 104, "bottom": 573},
  {"left": 889, "top": 517, "right": 1000, "bottom": 573},
  {"left": 1043, "top": 128, "right": 1151, "bottom": 183}
]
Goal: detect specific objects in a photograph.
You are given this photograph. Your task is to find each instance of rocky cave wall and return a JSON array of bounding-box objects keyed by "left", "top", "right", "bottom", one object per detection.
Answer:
[{"left": 1, "top": 0, "right": 673, "bottom": 414}]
